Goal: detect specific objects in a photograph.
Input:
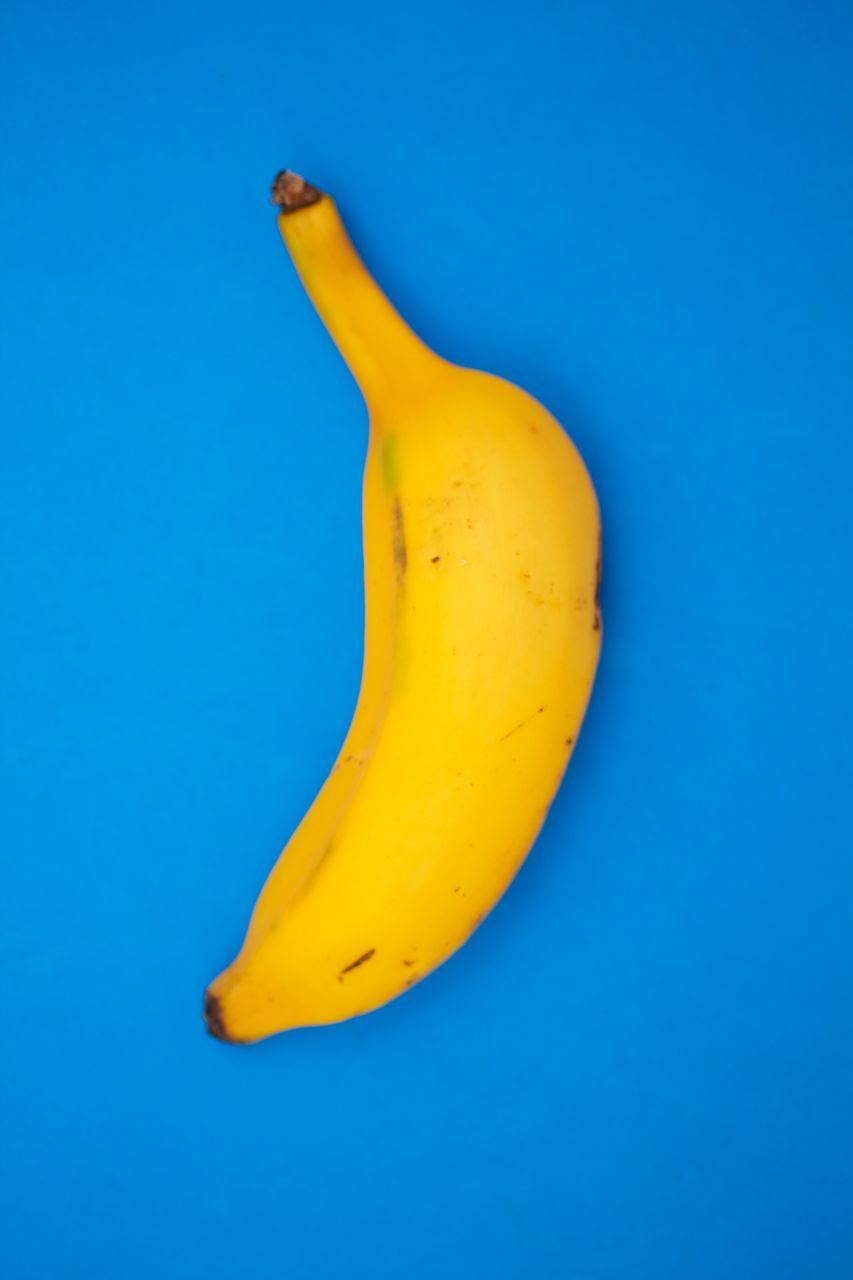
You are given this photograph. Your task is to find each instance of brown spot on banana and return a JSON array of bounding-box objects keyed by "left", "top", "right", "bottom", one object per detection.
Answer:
[
  {"left": 392, "top": 497, "right": 407, "bottom": 582},
  {"left": 338, "top": 948, "right": 376, "bottom": 980},
  {"left": 499, "top": 707, "right": 545, "bottom": 742}
]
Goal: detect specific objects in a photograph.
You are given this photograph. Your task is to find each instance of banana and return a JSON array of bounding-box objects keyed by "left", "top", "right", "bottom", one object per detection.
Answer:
[{"left": 204, "top": 171, "right": 602, "bottom": 1042}]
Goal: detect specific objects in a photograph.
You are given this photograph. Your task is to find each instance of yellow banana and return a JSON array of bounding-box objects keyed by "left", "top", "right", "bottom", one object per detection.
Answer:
[{"left": 204, "top": 171, "right": 602, "bottom": 1043}]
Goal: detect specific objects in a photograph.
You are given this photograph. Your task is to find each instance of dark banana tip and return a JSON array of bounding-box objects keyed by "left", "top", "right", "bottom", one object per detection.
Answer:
[
  {"left": 271, "top": 170, "right": 324, "bottom": 212},
  {"left": 204, "top": 990, "right": 238, "bottom": 1043}
]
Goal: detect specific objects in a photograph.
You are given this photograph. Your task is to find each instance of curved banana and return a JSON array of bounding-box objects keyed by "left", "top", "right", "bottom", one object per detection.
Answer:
[{"left": 205, "top": 171, "right": 602, "bottom": 1042}]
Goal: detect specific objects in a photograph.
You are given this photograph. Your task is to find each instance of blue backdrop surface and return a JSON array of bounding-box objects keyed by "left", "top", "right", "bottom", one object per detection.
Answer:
[{"left": 1, "top": 1, "right": 852, "bottom": 1276}]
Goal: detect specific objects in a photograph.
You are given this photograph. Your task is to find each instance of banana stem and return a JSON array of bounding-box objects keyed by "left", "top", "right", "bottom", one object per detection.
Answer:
[{"left": 272, "top": 171, "right": 440, "bottom": 411}]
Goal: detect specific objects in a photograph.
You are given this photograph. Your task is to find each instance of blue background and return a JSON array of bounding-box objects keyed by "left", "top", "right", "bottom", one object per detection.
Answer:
[{"left": 2, "top": 1, "right": 852, "bottom": 1276}]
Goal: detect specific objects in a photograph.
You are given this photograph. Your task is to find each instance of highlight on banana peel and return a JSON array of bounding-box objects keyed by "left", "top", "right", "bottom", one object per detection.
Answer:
[{"left": 204, "top": 171, "right": 602, "bottom": 1043}]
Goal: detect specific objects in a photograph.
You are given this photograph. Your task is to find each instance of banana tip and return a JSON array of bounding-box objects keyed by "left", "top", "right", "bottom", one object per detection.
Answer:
[
  {"left": 271, "top": 170, "right": 324, "bottom": 213},
  {"left": 204, "top": 989, "right": 239, "bottom": 1044}
]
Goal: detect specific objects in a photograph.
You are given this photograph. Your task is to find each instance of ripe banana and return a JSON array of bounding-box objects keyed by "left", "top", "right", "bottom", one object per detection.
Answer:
[{"left": 204, "top": 170, "right": 602, "bottom": 1043}]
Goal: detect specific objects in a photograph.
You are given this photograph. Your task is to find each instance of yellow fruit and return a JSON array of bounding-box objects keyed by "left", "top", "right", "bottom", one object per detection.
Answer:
[{"left": 205, "top": 171, "right": 602, "bottom": 1042}]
